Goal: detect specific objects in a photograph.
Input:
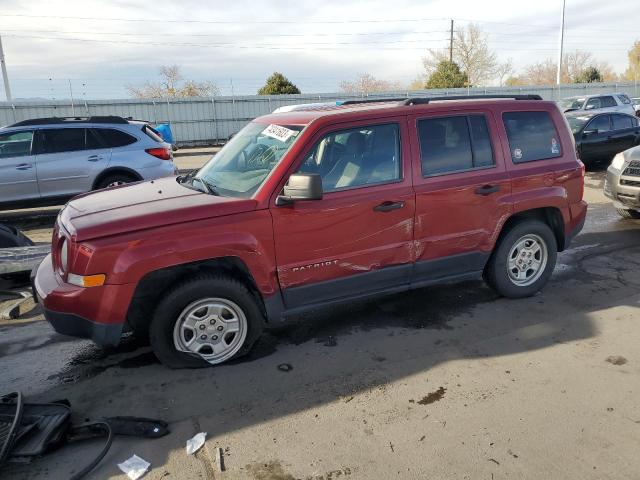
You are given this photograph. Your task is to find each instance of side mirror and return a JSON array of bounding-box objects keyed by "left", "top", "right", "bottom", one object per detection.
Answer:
[
  {"left": 276, "top": 173, "right": 323, "bottom": 205},
  {"left": 583, "top": 128, "right": 598, "bottom": 137},
  {"left": 585, "top": 104, "right": 595, "bottom": 110}
]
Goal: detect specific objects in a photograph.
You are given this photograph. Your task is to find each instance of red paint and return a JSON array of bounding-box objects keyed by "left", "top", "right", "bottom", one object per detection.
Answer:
[{"left": 35, "top": 98, "right": 587, "bottom": 335}]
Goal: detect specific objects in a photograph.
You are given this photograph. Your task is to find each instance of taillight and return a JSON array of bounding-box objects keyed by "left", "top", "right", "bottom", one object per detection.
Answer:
[{"left": 145, "top": 147, "right": 172, "bottom": 160}]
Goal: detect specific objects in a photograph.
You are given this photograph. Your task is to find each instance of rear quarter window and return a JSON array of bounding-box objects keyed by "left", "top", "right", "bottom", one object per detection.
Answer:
[
  {"left": 142, "top": 125, "right": 164, "bottom": 143},
  {"left": 503, "top": 111, "right": 562, "bottom": 163}
]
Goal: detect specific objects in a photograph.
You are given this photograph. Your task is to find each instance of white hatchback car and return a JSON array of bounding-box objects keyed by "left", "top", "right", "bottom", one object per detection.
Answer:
[
  {"left": 559, "top": 93, "right": 636, "bottom": 116},
  {"left": 0, "top": 116, "right": 178, "bottom": 208}
]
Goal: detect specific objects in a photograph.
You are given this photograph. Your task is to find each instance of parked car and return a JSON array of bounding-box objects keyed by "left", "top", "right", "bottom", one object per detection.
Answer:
[
  {"left": 604, "top": 145, "right": 640, "bottom": 219},
  {"left": 566, "top": 111, "right": 640, "bottom": 166},
  {"left": 34, "top": 95, "right": 587, "bottom": 368},
  {"left": 0, "top": 116, "right": 178, "bottom": 208},
  {"left": 632, "top": 97, "right": 640, "bottom": 116},
  {"left": 559, "top": 93, "right": 636, "bottom": 116}
]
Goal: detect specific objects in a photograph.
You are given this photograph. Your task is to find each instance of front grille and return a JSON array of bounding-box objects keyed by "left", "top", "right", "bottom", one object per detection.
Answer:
[
  {"left": 623, "top": 160, "right": 640, "bottom": 177},
  {"left": 621, "top": 179, "right": 640, "bottom": 187}
]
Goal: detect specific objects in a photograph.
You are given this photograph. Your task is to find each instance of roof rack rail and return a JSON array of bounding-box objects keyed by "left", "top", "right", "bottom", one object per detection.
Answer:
[
  {"left": 8, "top": 116, "right": 129, "bottom": 127},
  {"left": 403, "top": 94, "right": 542, "bottom": 106},
  {"left": 338, "top": 97, "right": 410, "bottom": 106}
]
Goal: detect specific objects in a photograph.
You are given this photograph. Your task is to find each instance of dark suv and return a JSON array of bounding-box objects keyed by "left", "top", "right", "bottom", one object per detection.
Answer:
[{"left": 34, "top": 95, "right": 587, "bottom": 368}]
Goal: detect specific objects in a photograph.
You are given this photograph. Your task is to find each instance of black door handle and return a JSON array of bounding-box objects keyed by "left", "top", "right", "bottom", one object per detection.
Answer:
[
  {"left": 374, "top": 201, "right": 405, "bottom": 212},
  {"left": 475, "top": 184, "right": 500, "bottom": 196}
]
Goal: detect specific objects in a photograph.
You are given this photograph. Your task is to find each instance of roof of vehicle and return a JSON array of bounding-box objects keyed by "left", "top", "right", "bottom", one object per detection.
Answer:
[
  {"left": 260, "top": 94, "right": 548, "bottom": 127},
  {"left": 2, "top": 115, "right": 149, "bottom": 129},
  {"left": 562, "top": 92, "right": 625, "bottom": 100}
]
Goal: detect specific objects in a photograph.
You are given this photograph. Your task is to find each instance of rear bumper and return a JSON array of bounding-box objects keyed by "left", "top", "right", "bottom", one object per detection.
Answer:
[
  {"left": 33, "top": 254, "right": 131, "bottom": 346},
  {"left": 566, "top": 200, "right": 587, "bottom": 248}
]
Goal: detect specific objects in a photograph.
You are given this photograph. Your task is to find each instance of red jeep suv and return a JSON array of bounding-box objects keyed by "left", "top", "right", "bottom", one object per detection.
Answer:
[{"left": 34, "top": 95, "right": 587, "bottom": 368}]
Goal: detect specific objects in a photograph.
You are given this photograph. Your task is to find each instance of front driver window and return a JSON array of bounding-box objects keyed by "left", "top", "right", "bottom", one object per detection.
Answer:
[{"left": 296, "top": 123, "right": 400, "bottom": 192}]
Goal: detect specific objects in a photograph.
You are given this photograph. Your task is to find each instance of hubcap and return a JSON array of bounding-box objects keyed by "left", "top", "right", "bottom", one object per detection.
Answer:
[
  {"left": 507, "top": 234, "right": 548, "bottom": 287},
  {"left": 173, "top": 298, "right": 247, "bottom": 365}
]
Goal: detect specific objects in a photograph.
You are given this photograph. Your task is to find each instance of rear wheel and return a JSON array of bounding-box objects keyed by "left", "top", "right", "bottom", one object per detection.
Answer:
[
  {"left": 484, "top": 219, "right": 557, "bottom": 298},
  {"left": 95, "top": 173, "right": 137, "bottom": 190},
  {"left": 149, "top": 275, "right": 264, "bottom": 368},
  {"left": 616, "top": 208, "right": 640, "bottom": 219}
]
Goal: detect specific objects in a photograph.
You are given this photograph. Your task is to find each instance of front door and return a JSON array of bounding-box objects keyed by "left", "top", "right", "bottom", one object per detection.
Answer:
[
  {"left": 580, "top": 114, "right": 611, "bottom": 163},
  {"left": 607, "top": 114, "right": 640, "bottom": 158},
  {"left": 0, "top": 130, "right": 39, "bottom": 203},
  {"left": 270, "top": 118, "right": 415, "bottom": 310},
  {"left": 408, "top": 111, "right": 512, "bottom": 284}
]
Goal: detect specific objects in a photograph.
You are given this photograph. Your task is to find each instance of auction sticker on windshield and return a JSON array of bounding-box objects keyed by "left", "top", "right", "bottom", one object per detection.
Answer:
[{"left": 262, "top": 124, "right": 298, "bottom": 142}]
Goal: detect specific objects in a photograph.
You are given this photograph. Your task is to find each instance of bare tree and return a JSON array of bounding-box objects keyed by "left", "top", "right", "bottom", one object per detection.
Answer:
[
  {"left": 452, "top": 24, "right": 498, "bottom": 86},
  {"left": 127, "top": 65, "right": 219, "bottom": 98},
  {"left": 495, "top": 58, "right": 514, "bottom": 87},
  {"left": 339, "top": 73, "right": 397, "bottom": 94}
]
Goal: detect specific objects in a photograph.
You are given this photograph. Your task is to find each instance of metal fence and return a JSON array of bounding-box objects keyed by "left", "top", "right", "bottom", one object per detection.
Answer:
[{"left": 1, "top": 82, "right": 639, "bottom": 146}]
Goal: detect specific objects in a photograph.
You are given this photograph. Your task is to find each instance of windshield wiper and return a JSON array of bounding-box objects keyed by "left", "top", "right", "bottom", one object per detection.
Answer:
[{"left": 192, "top": 177, "right": 219, "bottom": 196}]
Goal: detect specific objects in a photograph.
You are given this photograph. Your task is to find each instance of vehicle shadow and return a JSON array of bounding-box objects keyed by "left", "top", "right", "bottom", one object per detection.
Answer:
[{"left": 4, "top": 225, "right": 640, "bottom": 479}]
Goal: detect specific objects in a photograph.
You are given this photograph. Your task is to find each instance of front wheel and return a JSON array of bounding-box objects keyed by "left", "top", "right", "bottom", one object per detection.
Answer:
[
  {"left": 484, "top": 220, "right": 557, "bottom": 299},
  {"left": 149, "top": 275, "right": 264, "bottom": 368},
  {"left": 616, "top": 208, "right": 640, "bottom": 219}
]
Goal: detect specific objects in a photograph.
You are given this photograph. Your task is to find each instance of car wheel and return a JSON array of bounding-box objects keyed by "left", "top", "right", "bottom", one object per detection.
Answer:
[
  {"left": 616, "top": 208, "right": 640, "bottom": 219},
  {"left": 484, "top": 219, "right": 557, "bottom": 299},
  {"left": 96, "top": 173, "right": 137, "bottom": 190},
  {"left": 149, "top": 275, "right": 264, "bottom": 368}
]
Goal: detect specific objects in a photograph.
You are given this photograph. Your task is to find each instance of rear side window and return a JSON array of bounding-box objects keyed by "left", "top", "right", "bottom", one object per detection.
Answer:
[
  {"left": 601, "top": 96, "right": 617, "bottom": 107},
  {"left": 142, "top": 125, "right": 164, "bottom": 143},
  {"left": 612, "top": 114, "right": 635, "bottom": 130},
  {"left": 618, "top": 94, "right": 632, "bottom": 105},
  {"left": 38, "top": 128, "right": 86, "bottom": 154},
  {"left": 503, "top": 111, "right": 562, "bottom": 163},
  {"left": 418, "top": 114, "right": 494, "bottom": 176},
  {"left": 0, "top": 131, "right": 33, "bottom": 158},
  {"left": 93, "top": 128, "right": 137, "bottom": 148}
]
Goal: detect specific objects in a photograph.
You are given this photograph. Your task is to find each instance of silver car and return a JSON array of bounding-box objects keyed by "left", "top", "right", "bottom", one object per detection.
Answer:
[
  {"left": 560, "top": 93, "right": 636, "bottom": 116},
  {"left": 604, "top": 146, "right": 640, "bottom": 218},
  {"left": 0, "top": 116, "right": 177, "bottom": 208}
]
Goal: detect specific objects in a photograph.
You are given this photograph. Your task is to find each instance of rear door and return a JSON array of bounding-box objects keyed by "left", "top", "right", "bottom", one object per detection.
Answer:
[
  {"left": 608, "top": 114, "right": 640, "bottom": 156},
  {"left": 0, "top": 130, "right": 39, "bottom": 203},
  {"left": 270, "top": 118, "right": 415, "bottom": 310},
  {"left": 34, "top": 127, "right": 110, "bottom": 198},
  {"left": 408, "top": 110, "right": 511, "bottom": 284}
]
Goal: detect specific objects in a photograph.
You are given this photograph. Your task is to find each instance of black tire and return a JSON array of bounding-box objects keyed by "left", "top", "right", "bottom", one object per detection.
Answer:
[
  {"left": 616, "top": 208, "right": 640, "bottom": 219},
  {"left": 484, "top": 219, "right": 557, "bottom": 299},
  {"left": 149, "top": 274, "right": 264, "bottom": 368},
  {"left": 95, "top": 173, "right": 137, "bottom": 190}
]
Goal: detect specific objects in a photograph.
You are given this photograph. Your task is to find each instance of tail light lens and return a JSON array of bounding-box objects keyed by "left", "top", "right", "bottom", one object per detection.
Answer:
[{"left": 145, "top": 147, "right": 172, "bottom": 160}]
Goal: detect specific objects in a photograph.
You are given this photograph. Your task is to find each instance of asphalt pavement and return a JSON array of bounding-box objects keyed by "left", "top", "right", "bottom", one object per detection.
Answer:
[{"left": 1, "top": 169, "right": 639, "bottom": 480}]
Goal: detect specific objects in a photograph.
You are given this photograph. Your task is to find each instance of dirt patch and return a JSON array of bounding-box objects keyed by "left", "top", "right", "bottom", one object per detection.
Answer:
[
  {"left": 415, "top": 387, "right": 447, "bottom": 405},
  {"left": 606, "top": 355, "right": 628, "bottom": 366},
  {"left": 247, "top": 461, "right": 296, "bottom": 480}
]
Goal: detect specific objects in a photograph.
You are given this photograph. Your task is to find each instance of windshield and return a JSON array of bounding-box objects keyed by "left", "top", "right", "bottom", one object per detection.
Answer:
[
  {"left": 560, "top": 98, "right": 586, "bottom": 112},
  {"left": 188, "top": 122, "right": 303, "bottom": 198},
  {"left": 566, "top": 115, "right": 590, "bottom": 134}
]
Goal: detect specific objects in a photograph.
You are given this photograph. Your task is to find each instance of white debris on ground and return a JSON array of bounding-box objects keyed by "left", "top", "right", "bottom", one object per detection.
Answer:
[
  {"left": 117, "top": 455, "right": 151, "bottom": 480},
  {"left": 186, "top": 432, "right": 207, "bottom": 455}
]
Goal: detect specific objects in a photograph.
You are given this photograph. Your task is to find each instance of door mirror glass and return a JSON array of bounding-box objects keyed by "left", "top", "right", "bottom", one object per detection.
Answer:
[{"left": 277, "top": 173, "right": 323, "bottom": 205}]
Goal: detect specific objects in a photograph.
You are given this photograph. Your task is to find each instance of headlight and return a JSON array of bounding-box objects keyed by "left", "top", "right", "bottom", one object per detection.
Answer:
[
  {"left": 611, "top": 153, "right": 625, "bottom": 170},
  {"left": 60, "top": 239, "right": 68, "bottom": 272}
]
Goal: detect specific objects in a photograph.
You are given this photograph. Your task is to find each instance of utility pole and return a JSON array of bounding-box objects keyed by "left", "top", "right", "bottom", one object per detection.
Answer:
[
  {"left": 68, "top": 79, "right": 76, "bottom": 116},
  {"left": 556, "top": 0, "right": 566, "bottom": 85},
  {"left": 449, "top": 19, "right": 454, "bottom": 63},
  {"left": 0, "top": 34, "right": 12, "bottom": 102}
]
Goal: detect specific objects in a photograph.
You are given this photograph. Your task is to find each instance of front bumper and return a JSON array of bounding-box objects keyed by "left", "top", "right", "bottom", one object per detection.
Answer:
[
  {"left": 604, "top": 166, "right": 640, "bottom": 210},
  {"left": 33, "top": 254, "right": 134, "bottom": 346}
]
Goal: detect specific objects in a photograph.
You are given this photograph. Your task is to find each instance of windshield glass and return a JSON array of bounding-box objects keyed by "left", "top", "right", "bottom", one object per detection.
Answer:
[
  {"left": 560, "top": 98, "right": 586, "bottom": 111},
  {"left": 192, "top": 122, "right": 303, "bottom": 198},
  {"left": 566, "top": 115, "right": 590, "bottom": 134}
]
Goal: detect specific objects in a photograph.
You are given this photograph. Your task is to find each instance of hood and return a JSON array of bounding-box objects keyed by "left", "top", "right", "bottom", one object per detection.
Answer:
[{"left": 61, "top": 177, "right": 257, "bottom": 241}]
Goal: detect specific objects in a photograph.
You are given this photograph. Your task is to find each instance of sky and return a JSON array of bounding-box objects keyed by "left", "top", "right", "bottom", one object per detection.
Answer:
[{"left": 0, "top": 0, "right": 638, "bottom": 100}]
